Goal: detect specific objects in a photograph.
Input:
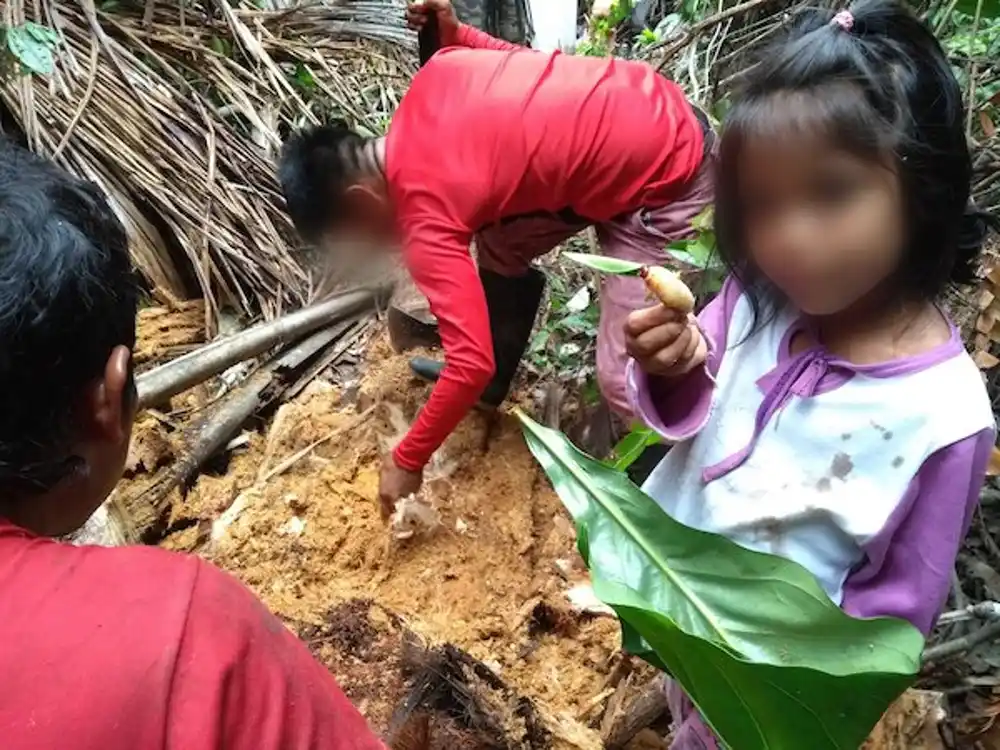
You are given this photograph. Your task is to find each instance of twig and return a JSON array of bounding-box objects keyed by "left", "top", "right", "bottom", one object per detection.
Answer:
[
  {"left": 136, "top": 288, "right": 380, "bottom": 409},
  {"left": 51, "top": 39, "right": 100, "bottom": 160},
  {"left": 654, "top": 0, "right": 774, "bottom": 71},
  {"left": 965, "top": 0, "right": 984, "bottom": 139},
  {"left": 937, "top": 601, "right": 1000, "bottom": 626},
  {"left": 923, "top": 620, "right": 1000, "bottom": 664},
  {"left": 261, "top": 405, "right": 376, "bottom": 483}
]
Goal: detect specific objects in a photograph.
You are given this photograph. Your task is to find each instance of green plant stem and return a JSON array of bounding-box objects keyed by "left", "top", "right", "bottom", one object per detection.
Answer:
[{"left": 967, "top": 0, "right": 985, "bottom": 138}]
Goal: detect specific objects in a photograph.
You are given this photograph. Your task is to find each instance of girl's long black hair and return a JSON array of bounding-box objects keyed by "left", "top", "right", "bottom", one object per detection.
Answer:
[{"left": 715, "top": 0, "right": 997, "bottom": 323}]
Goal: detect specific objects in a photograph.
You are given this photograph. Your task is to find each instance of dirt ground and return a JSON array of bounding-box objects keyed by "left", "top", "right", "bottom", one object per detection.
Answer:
[
  {"left": 127, "top": 308, "right": 625, "bottom": 748},
  {"left": 121, "top": 304, "right": 969, "bottom": 750}
]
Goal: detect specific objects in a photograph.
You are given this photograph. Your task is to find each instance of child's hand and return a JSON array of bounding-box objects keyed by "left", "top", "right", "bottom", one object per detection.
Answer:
[{"left": 625, "top": 305, "right": 707, "bottom": 378}]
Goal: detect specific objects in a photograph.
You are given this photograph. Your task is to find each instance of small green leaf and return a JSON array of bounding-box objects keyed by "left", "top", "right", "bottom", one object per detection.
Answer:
[
  {"left": 293, "top": 62, "right": 316, "bottom": 90},
  {"left": 686, "top": 237, "right": 715, "bottom": 266},
  {"left": 638, "top": 27, "right": 658, "bottom": 46},
  {"left": 6, "top": 25, "right": 55, "bottom": 76},
  {"left": 690, "top": 205, "right": 715, "bottom": 233},
  {"left": 667, "top": 235, "right": 721, "bottom": 271},
  {"left": 564, "top": 252, "right": 644, "bottom": 276},
  {"left": 606, "top": 427, "right": 661, "bottom": 471},
  {"left": 23, "top": 22, "right": 59, "bottom": 45},
  {"left": 666, "top": 245, "right": 701, "bottom": 268}
]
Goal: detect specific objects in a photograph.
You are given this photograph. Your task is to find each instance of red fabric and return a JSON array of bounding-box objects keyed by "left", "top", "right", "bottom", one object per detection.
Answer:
[
  {"left": 385, "top": 26, "right": 703, "bottom": 471},
  {"left": 0, "top": 519, "right": 386, "bottom": 750}
]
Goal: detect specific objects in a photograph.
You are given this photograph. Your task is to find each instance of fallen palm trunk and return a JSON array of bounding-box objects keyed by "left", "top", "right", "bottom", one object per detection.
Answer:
[
  {"left": 123, "top": 324, "right": 356, "bottom": 541},
  {"left": 136, "top": 287, "right": 381, "bottom": 409},
  {"left": 600, "top": 673, "right": 668, "bottom": 749}
]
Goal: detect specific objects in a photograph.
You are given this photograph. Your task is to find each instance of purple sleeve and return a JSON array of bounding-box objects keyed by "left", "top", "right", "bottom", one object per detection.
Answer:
[
  {"left": 626, "top": 276, "right": 742, "bottom": 442},
  {"left": 841, "top": 428, "right": 995, "bottom": 636}
]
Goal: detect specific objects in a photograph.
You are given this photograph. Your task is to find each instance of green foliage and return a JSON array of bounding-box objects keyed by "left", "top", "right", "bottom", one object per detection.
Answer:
[
  {"left": 666, "top": 206, "right": 726, "bottom": 296},
  {"left": 566, "top": 208, "right": 725, "bottom": 298},
  {"left": 605, "top": 426, "right": 661, "bottom": 471},
  {"left": 518, "top": 412, "right": 924, "bottom": 750},
  {"left": 2, "top": 22, "right": 58, "bottom": 77},
  {"left": 209, "top": 35, "right": 235, "bottom": 59},
  {"left": 528, "top": 269, "right": 601, "bottom": 404},
  {"left": 916, "top": 0, "right": 1000, "bottom": 139},
  {"left": 954, "top": 0, "right": 1000, "bottom": 19},
  {"left": 577, "top": 0, "right": 634, "bottom": 57}
]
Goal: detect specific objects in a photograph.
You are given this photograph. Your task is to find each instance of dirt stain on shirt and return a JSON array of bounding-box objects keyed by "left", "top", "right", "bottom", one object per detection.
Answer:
[{"left": 830, "top": 452, "right": 854, "bottom": 480}]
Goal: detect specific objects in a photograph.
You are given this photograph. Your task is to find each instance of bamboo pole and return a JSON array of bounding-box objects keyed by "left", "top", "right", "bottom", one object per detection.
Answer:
[
  {"left": 123, "top": 323, "right": 356, "bottom": 540},
  {"left": 136, "top": 287, "right": 379, "bottom": 409}
]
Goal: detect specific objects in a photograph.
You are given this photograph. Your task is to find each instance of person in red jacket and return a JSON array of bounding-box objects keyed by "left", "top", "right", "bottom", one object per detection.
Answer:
[
  {"left": 0, "top": 141, "right": 386, "bottom": 750},
  {"left": 279, "top": 0, "right": 714, "bottom": 516}
]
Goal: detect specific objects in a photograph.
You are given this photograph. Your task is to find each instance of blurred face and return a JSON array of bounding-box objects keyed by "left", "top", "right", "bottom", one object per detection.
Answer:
[
  {"left": 736, "top": 131, "right": 905, "bottom": 316},
  {"left": 327, "top": 181, "right": 399, "bottom": 254}
]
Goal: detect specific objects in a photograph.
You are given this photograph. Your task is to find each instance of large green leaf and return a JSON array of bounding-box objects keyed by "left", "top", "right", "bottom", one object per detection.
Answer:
[
  {"left": 517, "top": 412, "right": 923, "bottom": 750},
  {"left": 600, "top": 582, "right": 915, "bottom": 749}
]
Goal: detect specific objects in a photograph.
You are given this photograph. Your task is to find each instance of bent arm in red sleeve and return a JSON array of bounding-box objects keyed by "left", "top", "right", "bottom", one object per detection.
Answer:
[
  {"left": 167, "top": 559, "right": 386, "bottom": 750},
  {"left": 393, "top": 222, "right": 494, "bottom": 471},
  {"left": 452, "top": 21, "right": 524, "bottom": 51}
]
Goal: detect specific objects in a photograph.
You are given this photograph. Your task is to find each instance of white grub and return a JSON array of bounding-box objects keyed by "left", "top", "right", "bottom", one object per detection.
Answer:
[
  {"left": 390, "top": 494, "right": 441, "bottom": 541},
  {"left": 278, "top": 516, "right": 307, "bottom": 536},
  {"left": 566, "top": 582, "right": 615, "bottom": 617}
]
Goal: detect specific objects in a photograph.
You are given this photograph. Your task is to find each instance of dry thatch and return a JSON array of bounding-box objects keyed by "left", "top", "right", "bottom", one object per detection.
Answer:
[{"left": 1, "top": 0, "right": 416, "bottom": 328}]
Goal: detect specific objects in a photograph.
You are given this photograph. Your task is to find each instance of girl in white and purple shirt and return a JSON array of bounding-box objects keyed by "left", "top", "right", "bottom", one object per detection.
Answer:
[{"left": 623, "top": 1, "right": 997, "bottom": 746}]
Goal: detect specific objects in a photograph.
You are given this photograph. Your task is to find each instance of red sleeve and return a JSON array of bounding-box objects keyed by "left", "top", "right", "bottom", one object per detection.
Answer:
[
  {"left": 452, "top": 21, "right": 523, "bottom": 51},
  {"left": 166, "top": 560, "right": 386, "bottom": 750},
  {"left": 393, "top": 221, "right": 494, "bottom": 471}
]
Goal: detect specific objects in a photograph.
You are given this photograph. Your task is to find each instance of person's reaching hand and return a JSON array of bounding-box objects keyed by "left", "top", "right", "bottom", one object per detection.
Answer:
[
  {"left": 406, "top": 0, "right": 461, "bottom": 47},
  {"left": 377, "top": 455, "right": 424, "bottom": 522}
]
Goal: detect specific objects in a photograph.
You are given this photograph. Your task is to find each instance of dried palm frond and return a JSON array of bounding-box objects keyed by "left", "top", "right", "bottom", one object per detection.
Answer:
[{"left": 0, "top": 0, "right": 416, "bottom": 327}]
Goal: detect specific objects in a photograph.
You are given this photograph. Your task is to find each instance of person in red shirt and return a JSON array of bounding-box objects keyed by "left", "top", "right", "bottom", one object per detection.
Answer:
[
  {"left": 0, "top": 141, "right": 385, "bottom": 750},
  {"left": 279, "top": 0, "right": 714, "bottom": 515}
]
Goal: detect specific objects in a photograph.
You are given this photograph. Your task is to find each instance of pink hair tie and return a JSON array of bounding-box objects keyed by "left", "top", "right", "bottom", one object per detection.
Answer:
[{"left": 831, "top": 10, "right": 854, "bottom": 30}]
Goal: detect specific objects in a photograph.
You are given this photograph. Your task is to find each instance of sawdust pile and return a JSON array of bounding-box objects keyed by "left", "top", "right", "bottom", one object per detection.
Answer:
[
  {"left": 133, "top": 300, "right": 206, "bottom": 369},
  {"left": 132, "top": 330, "right": 621, "bottom": 746}
]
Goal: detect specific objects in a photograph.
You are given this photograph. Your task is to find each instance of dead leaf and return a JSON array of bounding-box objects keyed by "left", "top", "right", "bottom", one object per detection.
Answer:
[
  {"left": 989, "top": 447, "right": 1000, "bottom": 477},
  {"left": 862, "top": 690, "right": 946, "bottom": 750},
  {"left": 980, "top": 289, "right": 996, "bottom": 311},
  {"left": 974, "top": 351, "right": 1000, "bottom": 370},
  {"left": 967, "top": 557, "right": 1000, "bottom": 599},
  {"left": 981, "top": 110, "right": 997, "bottom": 139},
  {"left": 124, "top": 423, "right": 174, "bottom": 475},
  {"left": 388, "top": 711, "right": 430, "bottom": 750}
]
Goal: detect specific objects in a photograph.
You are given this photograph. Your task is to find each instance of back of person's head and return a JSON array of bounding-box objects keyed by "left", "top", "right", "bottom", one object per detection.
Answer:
[
  {"left": 715, "top": 0, "right": 996, "bottom": 316},
  {"left": 0, "top": 140, "right": 137, "bottom": 524},
  {"left": 279, "top": 121, "right": 375, "bottom": 246}
]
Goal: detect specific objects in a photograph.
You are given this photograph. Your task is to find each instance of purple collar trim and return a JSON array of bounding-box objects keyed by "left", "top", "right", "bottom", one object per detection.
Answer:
[{"left": 702, "top": 313, "right": 964, "bottom": 483}]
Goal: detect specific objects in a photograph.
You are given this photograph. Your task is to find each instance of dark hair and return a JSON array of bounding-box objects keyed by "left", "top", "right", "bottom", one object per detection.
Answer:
[
  {"left": 715, "top": 0, "right": 995, "bottom": 313},
  {"left": 278, "top": 121, "right": 369, "bottom": 244},
  {"left": 0, "top": 140, "right": 137, "bottom": 494}
]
